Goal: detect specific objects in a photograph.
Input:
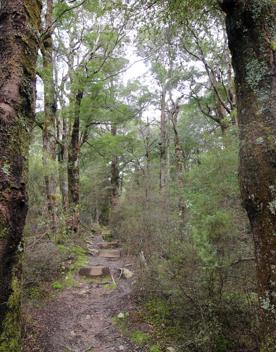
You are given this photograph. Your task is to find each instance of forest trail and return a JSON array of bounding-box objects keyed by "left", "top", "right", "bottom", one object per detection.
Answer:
[{"left": 27, "top": 235, "right": 140, "bottom": 352}]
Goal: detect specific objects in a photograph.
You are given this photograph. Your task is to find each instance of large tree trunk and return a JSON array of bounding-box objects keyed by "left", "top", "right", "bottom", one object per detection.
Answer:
[
  {"left": 41, "top": 0, "right": 58, "bottom": 230},
  {"left": 222, "top": 0, "right": 276, "bottom": 348},
  {"left": 68, "top": 90, "right": 83, "bottom": 232},
  {"left": 0, "top": 0, "right": 41, "bottom": 346}
]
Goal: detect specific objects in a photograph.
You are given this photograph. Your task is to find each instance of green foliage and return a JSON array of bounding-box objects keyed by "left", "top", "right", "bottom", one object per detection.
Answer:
[
  {"left": 52, "top": 281, "right": 63, "bottom": 290},
  {"left": 149, "top": 345, "right": 161, "bottom": 352},
  {"left": 185, "top": 135, "right": 241, "bottom": 266},
  {"left": 130, "top": 330, "right": 150, "bottom": 346},
  {"left": 114, "top": 128, "right": 257, "bottom": 351}
]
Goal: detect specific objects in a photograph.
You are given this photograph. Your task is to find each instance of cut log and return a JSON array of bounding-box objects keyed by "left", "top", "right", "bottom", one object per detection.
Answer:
[
  {"left": 98, "top": 249, "right": 121, "bottom": 258},
  {"left": 98, "top": 241, "right": 119, "bottom": 249},
  {"left": 79, "top": 266, "right": 110, "bottom": 278}
]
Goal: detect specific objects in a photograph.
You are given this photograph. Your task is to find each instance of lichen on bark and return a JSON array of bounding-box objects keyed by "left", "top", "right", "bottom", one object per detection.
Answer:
[{"left": 222, "top": 0, "right": 276, "bottom": 348}]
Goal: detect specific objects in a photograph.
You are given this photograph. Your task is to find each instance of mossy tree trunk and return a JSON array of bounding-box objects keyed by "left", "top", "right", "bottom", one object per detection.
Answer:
[
  {"left": 41, "top": 0, "right": 58, "bottom": 230},
  {"left": 221, "top": 0, "right": 276, "bottom": 348},
  {"left": 0, "top": 0, "right": 41, "bottom": 348}
]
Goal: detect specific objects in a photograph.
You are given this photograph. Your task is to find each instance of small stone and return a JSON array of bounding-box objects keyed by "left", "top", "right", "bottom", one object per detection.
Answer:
[
  {"left": 120, "top": 268, "right": 134, "bottom": 279},
  {"left": 88, "top": 249, "right": 99, "bottom": 256},
  {"left": 167, "top": 348, "right": 176, "bottom": 352},
  {"left": 70, "top": 330, "right": 76, "bottom": 336},
  {"left": 117, "top": 312, "right": 125, "bottom": 319},
  {"left": 118, "top": 346, "right": 125, "bottom": 351},
  {"left": 78, "top": 289, "right": 89, "bottom": 295}
]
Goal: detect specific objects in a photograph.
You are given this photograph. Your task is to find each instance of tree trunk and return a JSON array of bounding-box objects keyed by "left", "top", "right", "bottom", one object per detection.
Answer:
[
  {"left": 0, "top": 0, "right": 41, "bottom": 346},
  {"left": 56, "top": 72, "right": 69, "bottom": 211},
  {"left": 111, "top": 125, "right": 120, "bottom": 208},
  {"left": 41, "top": 0, "right": 58, "bottom": 230},
  {"left": 159, "top": 89, "right": 169, "bottom": 190},
  {"left": 68, "top": 90, "right": 83, "bottom": 232},
  {"left": 58, "top": 114, "right": 69, "bottom": 211},
  {"left": 171, "top": 105, "right": 186, "bottom": 216},
  {"left": 222, "top": 0, "right": 276, "bottom": 347}
]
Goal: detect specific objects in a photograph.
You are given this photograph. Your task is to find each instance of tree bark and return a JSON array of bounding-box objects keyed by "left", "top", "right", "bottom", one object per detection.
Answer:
[
  {"left": 58, "top": 114, "right": 69, "bottom": 211},
  {"left": 0, "top": 0, "right": 41, "bottom": 345},
  {"left": 41, "top": 0, "right": 58, "bottom": 230},
  {"left": 111, "top": 125, "right": 120, "bottom": 208},
  {"left": 56, "top": 73, "right": 69, "bottom": 211},
  {"left": 68, "top": 90, "right": 83, "bottom": 232},
  {"left": 222, "top": 0, "right": 276, "bottom": 347},
  {"left": 170, "top": 103, "right": 186, "bottom": 216},
  {"left": 159, "top": 89, "right": 169, "bottom": 190}
]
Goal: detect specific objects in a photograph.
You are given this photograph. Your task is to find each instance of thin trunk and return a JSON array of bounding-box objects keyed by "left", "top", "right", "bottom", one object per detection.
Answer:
[
  {"left": 0, "top": 0, "right": 41, "bottom": 345},
  {"left": 222, "top": 0, "right": 276, "bottom": 348},
  {"left": 56, "top": 72, "right": 69, "bottom": 211},
  {"left": 171, "top": 106, "right": 186, "bottom": 216},
  {"left": 68, "top": 90, "right": 83, "bottom": 232},
  {"left": 210, "top": 70, "right": 229, "bottom": 134},
  {"left": 159, "top": 89, "right": 169, "bottom": 190},
  {"left": 58, "top": 114, "right": 69, "bottom": 211},
  {"left": 145, "top": 119, "right": 151, "bottom": 203},
  {"left": 41, "top": 0, "right": 58, "bottom": 230},
  {"left": 111, "top": 125, "right": 120, "bottom": 207}
]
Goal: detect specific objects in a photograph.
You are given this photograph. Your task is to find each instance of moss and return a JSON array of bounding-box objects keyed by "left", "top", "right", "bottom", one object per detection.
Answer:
[
  {"left": 261, "top": 336, "right": 276, "bottom": 352},
  {"left": 0, "top": 275, "right": 22, "bottom": 352},
  {"left": 149, "top": 345, "right": 162, "bottom": 352},
  {"left": 52, "top": 281, "right": 63, "bottom": 290},
  {"left": 103, "top": 282, "right": 117, "bottom": 291},
  {"left": 24, "top": 0, "right": 42, "bottom": 31},
  {"left": 52, "top": 244, "right": 88, "bottom": 290},
  {"left": 0, "top": 228, "right": 8, "bottom": 240},
  {"left": 130, "top": 330, "right": 150, "bottom": 346},
  {"left": 2, "top": 162, "right": 10, "bottom": 176}
]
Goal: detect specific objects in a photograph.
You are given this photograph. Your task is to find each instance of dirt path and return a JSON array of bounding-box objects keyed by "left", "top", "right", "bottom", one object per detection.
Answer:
[{"left": 26, "top": 236, "right": 140, "bottom": 352}]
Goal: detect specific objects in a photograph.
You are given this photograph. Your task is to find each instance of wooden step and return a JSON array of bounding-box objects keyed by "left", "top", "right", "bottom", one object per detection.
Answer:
[
  {"left": 79, "top": 266, "right": 110, "bottom": 278},
  {"left": 98, "top": 241, "right": 119, "bottom": 249},
  {"left": 98, "top": 249, "right": 121, "bottom": 258}
]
